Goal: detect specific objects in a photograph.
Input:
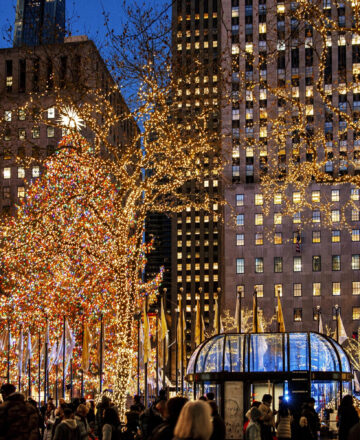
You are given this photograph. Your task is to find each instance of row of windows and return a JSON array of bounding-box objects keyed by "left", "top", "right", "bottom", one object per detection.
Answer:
[
  {"left": 4, "top": 108, "right": 55, "bottom": 121},
  {"left": 286, "top": 307, "right": 360, "bottom": 322},
  {"left": 3, "top": 126, "right": 61, "bottom": 140},
  {"left": 236, "top": 281, "right": 360, "bottom": 298},
  {"left": 3, "top": 186, "right": 25, "bottom": 199},
  {"left": 3, "top": 167, "right": 40, "bottom": 179},
  {"left": 236, "top": 212, "right": 359, "bottom": 226}
]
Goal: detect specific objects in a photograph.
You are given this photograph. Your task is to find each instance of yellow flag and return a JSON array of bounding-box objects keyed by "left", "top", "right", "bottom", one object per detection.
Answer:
[
  {"left": 176, "top": 297, "right": 186, "bottom": 368},
  {"left": 214, "top": 297, "right": 219, "bottom": 334},
  {"left": 143, "top": 300, "right": 151, "bottom": 364},
  {"left": 277, "top": 294, "right": 286, "bottom": 333},
  {"left": 252, "top": 294, "right": 257, "bottom": 332},
  {"left": 81, "top": 323, "right": 91, "bottom": 373},
  {"left": 195, "top": 299, "right": 201, "bottom": 346},
  {"left": 160, "top": 297, "right": 168, "bottom": 365}
]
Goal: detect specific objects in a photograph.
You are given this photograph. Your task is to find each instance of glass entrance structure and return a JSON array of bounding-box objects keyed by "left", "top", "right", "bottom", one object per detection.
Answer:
[{"left": 186, "top": 332, "right": 352, "bottom": 440}]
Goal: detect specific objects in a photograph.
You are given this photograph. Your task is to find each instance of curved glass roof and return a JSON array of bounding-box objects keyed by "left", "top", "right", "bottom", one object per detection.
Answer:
[{"left": 186, "top": 332, "right": 351, "bottom": 376}]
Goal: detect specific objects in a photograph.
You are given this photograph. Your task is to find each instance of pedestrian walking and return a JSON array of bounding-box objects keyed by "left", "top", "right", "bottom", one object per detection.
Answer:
[
  {"left": 276, "top": 402, "right": 292, "bottom": 440},
  {"left": 208, "top": 401, "right": 225, "bottom": 440},
  {"left": 102, "top": 407, "right": 121, "bottom": 440},
  {"left": 43, "top": 401, "right": 56, "bottom": 440},
  {"left": 173, "top": 400, "right": 213, "bottom": 440},
  {"left": 53, "top": 407, "right": 81, "bottom": 440},
  {"left": 245, "top": 407, "right": 262, "bottom": 440},
  {"left": 95, "top": 395, "right": 111, "bottom": 440},
  {"left": 299, "top": 398, "right": 320, "bottom": 440},
  {"left": 337, "top": 395, "right": 359, "bottom": 440},
  {"left": 150, "top": 397, "right": 188, "bottom": 440},
  {"left": 258, "top": 394, "right": 276, "bottom": 440},
  {"left": 76, "top": 404, "right": 91, "bottom": 440}
]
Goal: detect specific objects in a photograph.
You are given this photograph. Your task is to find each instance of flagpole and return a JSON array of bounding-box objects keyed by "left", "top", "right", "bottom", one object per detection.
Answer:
[
  {"left": 62, "top": 316, "right": 66, "bottom": 399},
  {"left": 18, "top": 324, "right": 22, "bottom": 392},
  {"left": 180, "top": 288, "right": 184, "bottom": 395},
  {"left": 55, "top": 338, "right": 58, "bottom": 407},
  {"left": 38, "top": 330, "right": 41, "bottom": 405},
  {"left": 70, "top": 358, "right": 73, "bottom": 402},
  {"left": 7, "top": 319, "right": 10, "bottom": 383},
  {"left": 317, "top": 306, "right": 321, "bottom": 333},
  {"left": 162, "top": 288, "right": 167, "bottom": 390},
  {"left": 254, "top": 289, "right": 258, "bottom": 333},
  {"left": 99, "top": 314, "right": 104, "bottom": 394},
  {"left": 155, "top": 305, "right": 159, "bottom": 397},
  {"left": 277, "top": 288, "right": 281, "bottom": 332},
  {"left": 144, "top": 295, "right": 148, "bottom": 407},
  {"left": 175, "top": 305, "right": 178, "bottom": 394},
  {"left": 81, "top": 320, "right": 84, "bottom": 398},
  {"left": 237, "top": 290, "right": 242, "bottom": 333},
  {"left": 217, "top": 288, "right": 221, "bottom": 335},
  {"left": 137, "top": 312, "right": 140, "bottom": 396},
  {"left": 44, "top": 318, "right": 48, "bottom": 404},
  {"left": 28, "top": 330, "right": 31, "bottom": 398},
  {"left": 335, "top": 305, "right": 339, "bottom": 342}
]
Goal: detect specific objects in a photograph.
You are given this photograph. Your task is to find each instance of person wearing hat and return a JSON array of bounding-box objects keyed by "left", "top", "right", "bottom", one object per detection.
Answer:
[
  {"left": 245, "top": 407, "right": 262, "bottom": 440},
  {"left": 0, "top": 383, "right": 40, "bottom": 440}
]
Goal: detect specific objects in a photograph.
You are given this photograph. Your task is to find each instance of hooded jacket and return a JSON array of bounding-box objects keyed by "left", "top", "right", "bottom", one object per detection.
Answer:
[
  {"left": 53, "top": 418, "right": 81, "bottom": 440},
  {"left": 0, "top": 392, "right": 39, "bottom": 440}
]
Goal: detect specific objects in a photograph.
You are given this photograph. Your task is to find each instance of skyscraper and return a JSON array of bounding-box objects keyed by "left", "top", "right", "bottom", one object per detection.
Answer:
[{"left": 13, "top": 0, "right": 65, "bottom": 47}]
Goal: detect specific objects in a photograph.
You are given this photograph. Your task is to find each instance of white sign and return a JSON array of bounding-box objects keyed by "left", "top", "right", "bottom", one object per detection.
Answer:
[{"left": 225, "top": 381, "right": 243, "bottom": 440}]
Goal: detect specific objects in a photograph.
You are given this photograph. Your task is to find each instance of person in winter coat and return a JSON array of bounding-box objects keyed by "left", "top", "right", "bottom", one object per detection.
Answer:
[
  {"left": 337, "top": 394, "right": 359, "bottom": 440},
  {"left": 348, "top": 420, "right": 360, "bottom": 440},
  {"left": 95, "top": 395, "right": 111, "bottom": 440},
  {"left": 102, "top": 407, "right": 121, "bottom": 440},
  {"left": 299, "top": 398, "right": 320, "bottom": 440},
  {"left": 173, "top": 400, "right": 213, "bottom": 440},
  {"left": 76, "top": 404, "right": 91, "bottom": 440},
  {"left": 276, "top": 402, "right": 292, "bottom": 440},
  {"left": 43, "top": 401, "right": 56, "bottom": 440},
  {"left": 258, "top": 394, "right": 276, "bottom": 440},
  {"left": 139, "top": 401, "right": 165, "bottom": 439},
  {"left": 53, "top": 407, "right": 81, "bottom": 440},
  {"left": 208, "top": 401, "right": 226, "bottom": 440},
  {"left": 150, "top": 397, "right": 188, "bottom": 440},
  {"left": 245, "top": 407, "right": 262, "bottom": 440},
  {"left": 0, "top": 383, "right": 39, "bottom": 440}
]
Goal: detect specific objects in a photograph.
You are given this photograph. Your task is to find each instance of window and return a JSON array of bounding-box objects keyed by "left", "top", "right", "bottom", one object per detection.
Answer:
[
  {"left": 254, "top": 284, "right": 264, "bottom": 297},
  {"left": 353, "top": 282, "right": 360, "bottom": 295},
  {"left": 236, "top": 234, "right": 244, "bottom": 246},
  {"left": 18, "top": 129, "right": 26, "bottom": 140},
  {"left": 351, "top": 188, "right": 360, "bottom": 201},
  {"left": 255, "top": 194, "right": 263, "bottom": 205},
  {"left": 332, "top": 230, "right": 340, "bottom": 242},
  {"left": 274, "top": 232, "right": 282, "bottom": 244},
  {"left": 352, "top": 209, "right": 359, "bottom": 222},
  {"left": 32, "top": 166, "right": 40, "bottom": 178},
  {"left": 293, "top": 191, "right": 301, "bottom": 203},
  {"left": 17, "top": 186, "right": 25, "bottom": 198},
  {"left": 331, "top": 189, "right": 340, "bottom": 201},
  {"left": 332, "top": 282, "right": 341, "bottom": 296},
  {"left": 237, "top": 285, "right": 245, "bottom": 297},
  {"left": 293, "top": 212, "right": 301, "bottom": 223},
  {"left": 313, "top": 282, "right": 321, "bottom": 296},
  {"left": 274, "top": 213, "right": 282, "bottom": 225},
  {"left": 17, "top": 167, "right": 25, "bottom": 178},
  {"left": 312, "top": 191, "right": 320, "bottom": 202},
  {"left": 255, "top": 258, "right": 264, "bottom": 273},
  {"left": 275, "top": 284, "right": 283, "bottom": 297},
  {"left": 236, "top": 214, "right": 244, "bottom": 226},
  {"left": 294, "top": 308, "right": 302, "bottom": 322},
  {"left": 4, "top": 110, "right": 11, "bottom": 121},
  {"left": 353, "top": 307, "right": 360, "bottom": 320},
  {"left": 312, "top": 231, "right": 321, "bottom": 243},
  {"left": 236, "top": 258, "right": 244, "bottom": 273},
  {"left": 236, "top": 194, "right": 244, "bottom": 206},
  {"left": 255, "top": 214, "right": 263, "bottom": 225},
  {"left": 352, "top": 254, "right": 360, "bottom": 270},
  {"left": 331, "top": 210, "right": 340, "bottom": 222},
  {"left": 274, "top": 193, "right": 282, "bottom": 204},
  {"left": 312, "top": 210, "right": 320, "bottom": 223},
  {"left": 3, "top": 167, "right": 11, "bottom": 179},
  {"left": 47, "top": 107, "right": 55, "bottom": 118},
  {"left": 255, "top": 233, "right": 263, "bottom": 245},
  {"left": 293, "top": 283, "right": 302, "bottom": 297},
  {"left": 32, "top": 127, "right": 40, "bottom": 138},
  {"left": 293, "top": 256, "right": 302, "bottom": 272},
  {"left": 312, "top": 256, "right": 321, "bottom": 271},
  {"left": 3, "top": 187, "right": 10, "bottom": 199},
  {"left": 352, "top": 229, "right": 360, "bottom": 241},
  {"left": 18, "top": 109, "right": 25, "bottom": 120},
  {"left": 47, "top": 126, "right": 55, "bottom": 138},
  {"left": 332, "top": 255, "right": 341, "bottom": 271},
  {"left": 274, "top": 257, "right": 283, "bottom": 273}
]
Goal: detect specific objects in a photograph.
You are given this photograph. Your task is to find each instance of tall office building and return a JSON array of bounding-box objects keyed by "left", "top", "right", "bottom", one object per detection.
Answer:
[
  {"left": 173, "top": 0, "right": 360, "bottom": 341},
  {"left": 14, "top": 0, "right": 65, "bottom": 47}
]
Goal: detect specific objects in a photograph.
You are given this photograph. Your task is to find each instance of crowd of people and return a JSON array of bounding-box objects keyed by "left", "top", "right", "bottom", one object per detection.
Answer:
[{"left": 1, "top": 382, "right": 360, "bottom": 440}]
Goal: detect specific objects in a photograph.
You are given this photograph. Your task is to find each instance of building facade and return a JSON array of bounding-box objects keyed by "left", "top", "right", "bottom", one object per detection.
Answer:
[{"left": 14, "top": 0, "right": 65, "bottom": 47}]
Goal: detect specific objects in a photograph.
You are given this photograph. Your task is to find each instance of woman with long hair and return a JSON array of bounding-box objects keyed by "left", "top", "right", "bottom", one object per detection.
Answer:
[
  {"left": 173, "top": 400, "right": 213, "bottom": 440},
  {"left": 102, "top": 407, "right": 121, "bottom": 440},
  {"left": 338, "top": 394, "right": 359, "bottom": 440}
]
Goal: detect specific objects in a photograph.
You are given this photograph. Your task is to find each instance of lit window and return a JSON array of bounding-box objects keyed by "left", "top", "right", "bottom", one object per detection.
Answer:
[
  {"left": 293, "top": 212, "right": 301, "bottom": 223},
  {"left": 47, "top": 126, "right": 55, "bottom": 138},
  {"left": 4, "top": 110, "right": 11, "bottom": 121},
  {"left": 47, "top": 107, "right": 55, "bottom": 118},
  {"left": 353, "top": 282, "right": 360, "bottom": 295},
  {"left": 18, "top": 129, "right": 26, "bottom": 140},
  {"left": 17, "top": 186, "right": 25, "bottom": 198},
  {"left": 294, "top": 308, "right": 302, "bottom": 322},
  {"left": 3, "top": 167, "right": 11, "bottom": 179},
  {"left": 274, "top": 193, "right": 282, "bottom": 204},
  {"left": 353, "top": 307, "right": 360, "bottom": 320},
  {"left": 236, "top": 194, "right": 244, "bottom": 206},
  {"left": 312, "top": 191, "right": 320, "bottom": 202},
  {"left": 312, "top": 210, "right": 320, "bottom": 223},
  {"left": 331, "top": 189, "right": 340, "bottom": 201},
  {"left": 331, "top": 210, "right": 340, "bottom": 222},
  {"left": 255, "top": 258, "right": 264, "bottom": 273},
  {"left": 332, "top": 282, "right": 341, "bottom": 296},
  {"left": 18, "top": 109, "right": 25, "bottom": 120},
  {"left": 312, "top": 231, "right": 321, "bottom": 243},
  {"left": 352, "top": 209, "right": 359, "bottom": 222},
  {"left": 255, "top": 194, "right": 263, "bottom": 205},
  {"left": 255, "top": 233, "right": 263, "bottom": 245},
  {"left": 293, "top": 283, "right": 302, "bottom": 297},
  {"left": 351, "top": 188, "right": 360, "bottom": 201},
  {"left": 255, "top": 214, "right": 263, "bottom": 225},
  {"left": 236, "top": 234, "right": 244, "bottom": 246},
  {"left": 274, "top": 213, "right": 282, "bottom": 225},
  {"left": 274, "top": 257, "right": 283, "bottom": 273},
  {"left": 236, "top": 258, "right": 244, "bottom": 274},
  {"left": 293, "top": 256, "right": 302, "bottom": 272},
  {"left": 255, "top": 285, "right": 263, "bottom": 297},
  {"left": 312, "top": 256, "right": 321, "bottom": 272},
  {"left": 3, "top": 187, "right": 10, "bottom": 199},
  {"left": 275, "top": 284, "right": 283, "bottom": 297},
  {"left": 352, "top": 229, "right": 360, "bottom": 241},
  {"left": 236, "top": 214, "right": 244, "bottom": 226},
  {"left": 177, "top": 252, "right": 182, "bottom": 259},
  {"left": 313, "top": 283, "right": 321, "bottom": 296},
  {"left": 293, "top": 192, "right": 301, "bottom": 203},
  {"left": 32, "top": 166, "right": 40, "bottom": 178},
  {"left": 332, "top": 230, "right": 340, "bottom": 242},
  {"left": 332, "top": 255, "right": 341, "bottom": 271},
  {"left": 18, "top": 167, "right": 25, "bottom": 178},
  {"left": 352, "top": 254, "right": 360, "bottom": 270},
  {"left": 274, "top": 232, "right": 282, "bottom": 244},
  {"left": 32, "top": 127, "right": 40, "bottom": 139}
]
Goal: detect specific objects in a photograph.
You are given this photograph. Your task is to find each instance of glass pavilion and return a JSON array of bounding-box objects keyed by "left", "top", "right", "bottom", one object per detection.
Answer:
[{"left": 186, "top": 332, "right": 352, "bottom": 439}]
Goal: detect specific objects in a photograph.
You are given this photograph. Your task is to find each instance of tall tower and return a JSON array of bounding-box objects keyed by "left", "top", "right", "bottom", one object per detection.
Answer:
[{"left": 13, "top": 0, "right": 65, "bottom": 47}]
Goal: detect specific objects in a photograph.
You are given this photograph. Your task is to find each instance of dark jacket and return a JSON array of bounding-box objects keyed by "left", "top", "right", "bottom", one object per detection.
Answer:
[
  {"left": 150, "top": 420, "right": 176, "bottom": 440},
  {"left": 139, "top": 405, "right": 163, "bottom": 439},
  {"left": 348, "top": 422, "right": 360, "bottom": 440},
  {"left": 338, "top": 405, "right": 359, "bottom": 440},
  {"left": 0, "top": 392, "right": 39, "bottom": 440},
  {"left": 53, "top": 419, "right": 81, "bottom": 440},
  {"left": 210, "top": 414, "right": 226, "bottom": 440},
  {"left": 300, "top": 405, "right": 320, "bottom": 440}
]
